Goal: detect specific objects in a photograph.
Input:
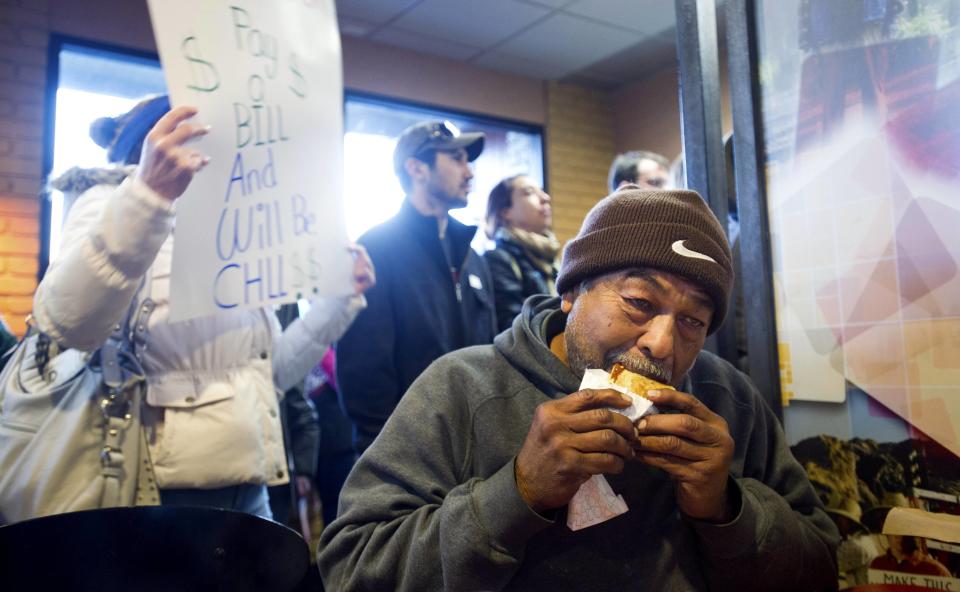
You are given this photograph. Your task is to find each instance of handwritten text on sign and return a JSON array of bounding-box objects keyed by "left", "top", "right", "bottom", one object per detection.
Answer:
[{"left": 147, "top": 0, "right": 351, "bottom": 321}]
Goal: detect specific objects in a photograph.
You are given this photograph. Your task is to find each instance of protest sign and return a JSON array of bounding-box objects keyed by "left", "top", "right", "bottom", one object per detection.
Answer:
[{"left": 147, "top": 0, "right": 351, "bottom": 321}]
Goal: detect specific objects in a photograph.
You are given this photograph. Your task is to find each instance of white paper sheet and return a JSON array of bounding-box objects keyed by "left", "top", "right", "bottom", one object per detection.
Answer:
[
  {"left": 884, "top": 507, "right": 960, "bottom": 543},
  {"left": 147, "top": 0, "right": 353, "bottom": 321}
]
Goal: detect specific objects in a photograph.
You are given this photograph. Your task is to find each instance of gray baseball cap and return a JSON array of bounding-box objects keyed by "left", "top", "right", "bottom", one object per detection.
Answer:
[{"left": 393, "top": 120, "right": 485, "bottom": 177}]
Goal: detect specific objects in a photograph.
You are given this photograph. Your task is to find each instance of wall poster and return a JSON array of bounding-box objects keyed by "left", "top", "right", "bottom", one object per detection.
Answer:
[{"left": 754, "top": 1, "right": 960, "bottom": 588}]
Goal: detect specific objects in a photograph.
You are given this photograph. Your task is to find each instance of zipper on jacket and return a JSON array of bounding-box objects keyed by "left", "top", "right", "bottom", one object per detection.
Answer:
[
  {"left": 454, "top": 244, "right": 473, "bottom": 304},
  {"left": 450, "top": 244, "right": 471, "bottom": 304}
]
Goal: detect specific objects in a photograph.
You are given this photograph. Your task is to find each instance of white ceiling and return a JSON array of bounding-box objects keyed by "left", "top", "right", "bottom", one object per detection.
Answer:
[{"left": 335, "top": 0, "right": 680, "bottom": 88}]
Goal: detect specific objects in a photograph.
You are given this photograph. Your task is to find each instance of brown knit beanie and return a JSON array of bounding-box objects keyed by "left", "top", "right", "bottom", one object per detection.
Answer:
[{"left": 556, "top": 187, "right": 733, "bottom": 334}]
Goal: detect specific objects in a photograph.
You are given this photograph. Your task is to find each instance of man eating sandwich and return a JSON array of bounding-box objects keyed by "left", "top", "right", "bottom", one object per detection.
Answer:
[{"left": 319, "top": 187, "right": 840, "bottom": 591}]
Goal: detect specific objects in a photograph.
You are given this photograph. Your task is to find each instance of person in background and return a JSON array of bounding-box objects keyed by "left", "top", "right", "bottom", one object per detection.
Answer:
[
  {"left": 34, "top": 96, "right": 375, "bottom": 518},
  {"left": 305, "top": 348, "right": 354, "bottom": 527},
  {"left": 319, "top": 187, "right": 839, "bottom": 591},
  {"left": 268, "top": 383, "right": 319, "bottom": 526},
  {"left": 267, "top": 303, "right": 322, "bottom": 527},
  {"left": 608, "top": 150, "right": 671, "bottom": 192},
  {"left": 336, "top": 120, "right": 496, "bottom": 456},
  {"left": 866, "top": 493, "right": 951, "bottom": 577},
  {"left": 484, "top": 175, "right": 560, "bottom": 333}
]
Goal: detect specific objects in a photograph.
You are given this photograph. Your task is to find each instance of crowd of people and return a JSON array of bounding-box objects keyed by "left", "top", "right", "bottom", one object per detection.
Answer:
[{"left": 9, "top": 96, "right": 839, "bottom": 589}]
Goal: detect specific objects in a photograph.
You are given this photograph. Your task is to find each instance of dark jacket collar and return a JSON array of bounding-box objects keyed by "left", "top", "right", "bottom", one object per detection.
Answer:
[
  {"left": 399, "top": 199, "right": 478, "bottom": 271},
  {"left": 493, "top": 230, "right": 527, "bottom": 259}
]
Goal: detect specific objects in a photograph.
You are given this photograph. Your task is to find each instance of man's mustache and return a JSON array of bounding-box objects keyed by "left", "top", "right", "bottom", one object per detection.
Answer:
[{"left": 605, "top": 351, "right": 672, "bottom": 384}]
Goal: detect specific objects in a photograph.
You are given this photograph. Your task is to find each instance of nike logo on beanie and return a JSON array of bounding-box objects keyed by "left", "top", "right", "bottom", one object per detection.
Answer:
[{"left": 671, "top": 240, "right": 717, "bottom": 264}]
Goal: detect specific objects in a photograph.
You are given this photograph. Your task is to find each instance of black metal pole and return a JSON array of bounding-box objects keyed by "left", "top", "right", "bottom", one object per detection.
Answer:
[
  {"left": 724, "top": 0, "right": 783, "bottom": 419},
  {"left": 674, "top": 0, "right": 739, "bottom": 367}
]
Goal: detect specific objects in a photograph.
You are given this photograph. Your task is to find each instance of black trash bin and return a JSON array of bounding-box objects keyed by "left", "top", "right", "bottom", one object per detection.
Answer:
[{"left": 0, "top": 506, "right": 310, "bottom": 591}]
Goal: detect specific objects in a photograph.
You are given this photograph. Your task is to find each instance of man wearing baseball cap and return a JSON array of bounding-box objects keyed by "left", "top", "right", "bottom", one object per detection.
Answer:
[
  {"left": 321, "top": 186, "right": 839, "bottom": 590},
  {"left": 337, "top": 120, "right": 496, "bottom": 456}
]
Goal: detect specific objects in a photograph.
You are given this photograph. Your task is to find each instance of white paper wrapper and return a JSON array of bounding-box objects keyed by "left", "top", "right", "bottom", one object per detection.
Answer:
[
  {"left": 567, "top": 474, "right": 629, "bottom": 531},
  {"left": 566, "top": 368, "right": 659, "bottom": 531},
  {"left": 579, "top": 368, "right": 659, "bottom": 422}
]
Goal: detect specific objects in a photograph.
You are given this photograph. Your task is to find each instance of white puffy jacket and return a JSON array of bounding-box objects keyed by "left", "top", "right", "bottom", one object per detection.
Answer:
[{"left": 33, "top": 173, "right": 364, "bottom": 489}]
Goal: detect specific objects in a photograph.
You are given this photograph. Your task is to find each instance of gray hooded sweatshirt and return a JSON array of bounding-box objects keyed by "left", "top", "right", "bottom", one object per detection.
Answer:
[{"left": 319, "top": 296, "right": 839, "bottom": 591}]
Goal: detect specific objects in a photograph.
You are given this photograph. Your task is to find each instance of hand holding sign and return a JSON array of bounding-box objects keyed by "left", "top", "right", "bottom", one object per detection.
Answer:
[
  {"left": 349, "top": 244, "right": 376, "bottom": 296},
  {"left": 135, "top": 106, "right": 211, "bottom": 202}
]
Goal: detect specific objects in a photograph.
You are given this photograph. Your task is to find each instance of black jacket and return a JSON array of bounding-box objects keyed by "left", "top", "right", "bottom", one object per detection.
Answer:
[
  {"left": 275, "top": 304, "right": 320, "bottom": 479},
  {"left": 336, "top": 200, "right": 496, "bottom": 453},
  {"left": 484, "top": 233, "right": 557, "bottom": 332},
  {"left": 279, "top": 386, "right": 320, "bottom": 479}
]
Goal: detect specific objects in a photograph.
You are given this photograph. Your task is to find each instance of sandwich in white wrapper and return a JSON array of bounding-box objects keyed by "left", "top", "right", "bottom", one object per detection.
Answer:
[{"left": 566, "top": 364, "right": 672, "bottom": 531}]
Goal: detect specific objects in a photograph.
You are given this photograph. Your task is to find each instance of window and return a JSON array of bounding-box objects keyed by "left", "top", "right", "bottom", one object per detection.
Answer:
[
  {"left": 43, "top": 45, "right": 545, "bottom": 268},
  {"left": 46, "top": 40, "right": 166, "bottom": 265},
  {"left": 343, "top": 93, "right": 545, "bottom": 246}
]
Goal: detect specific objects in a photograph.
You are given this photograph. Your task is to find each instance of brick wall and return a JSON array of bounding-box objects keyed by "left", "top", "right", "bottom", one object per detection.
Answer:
[
  {"left": 0, "top": 1, "right": 49, "bottom": 337},
  {"left": 544, "top": 81, "right": 616, "bottom": 244}
]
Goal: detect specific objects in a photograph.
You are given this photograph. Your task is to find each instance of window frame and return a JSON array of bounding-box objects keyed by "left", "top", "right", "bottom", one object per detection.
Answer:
[
  {"left": 38, "top": 42, "right": 548, "bottom": 278},
  {"left": 39, "top": 34, "right": 162, "bottom": 280},
  {"left": 344, "top": 89, "right": 548, "bottom": 192}
]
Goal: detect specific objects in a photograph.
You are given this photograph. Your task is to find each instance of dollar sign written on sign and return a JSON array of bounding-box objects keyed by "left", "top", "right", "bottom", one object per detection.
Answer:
[
  {"left": 288, "top": 53, "right": 307, "bottom": 98},
  {"left": 181, "top": 36, "right": 220, "bottom": 92}
]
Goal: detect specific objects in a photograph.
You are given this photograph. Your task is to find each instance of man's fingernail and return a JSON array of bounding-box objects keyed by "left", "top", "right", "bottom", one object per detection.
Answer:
[
  {"left": 646, "top": 389, "right": 661, "bottom": 398},
  {"left": 637, "top": 419, "right": 647, "bottom": 431}
]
